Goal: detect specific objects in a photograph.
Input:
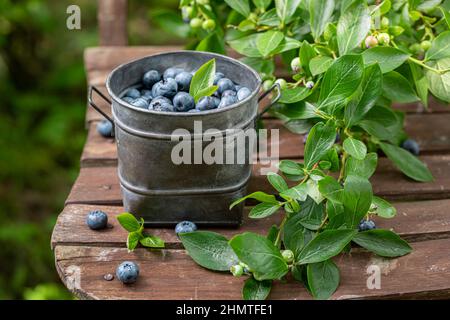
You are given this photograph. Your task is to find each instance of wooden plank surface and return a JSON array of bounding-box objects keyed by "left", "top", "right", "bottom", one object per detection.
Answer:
[
  {"left": 66, "top": 154, "right": 450, "bottom": 206},
  {"left": 52, "top": 199, "right": 450, "bottom": 249},
  {"left": 55, "top": 238, "right": 450, "bottom": 300}
]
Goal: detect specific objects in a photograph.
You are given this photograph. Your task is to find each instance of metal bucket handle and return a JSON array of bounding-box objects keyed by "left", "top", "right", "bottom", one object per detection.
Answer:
[
  {"left": 257, "top": 82, "right": 281, "bottom": 119},
  {"left": 88, "top": 82, "right": 280, "bottom": 122},
  {"left": 88, "top": 86, "right": 115, "bottom": 129}
]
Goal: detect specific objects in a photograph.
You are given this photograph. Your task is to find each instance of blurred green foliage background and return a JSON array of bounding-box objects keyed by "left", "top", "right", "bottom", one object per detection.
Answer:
[{"left": 0, "top": 0, "right": 184, "bottom": 299}]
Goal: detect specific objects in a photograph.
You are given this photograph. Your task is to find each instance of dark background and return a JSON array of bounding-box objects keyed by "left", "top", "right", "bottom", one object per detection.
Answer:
[{"left": 0, "top": 0, "right": 184, "bottom": 299}]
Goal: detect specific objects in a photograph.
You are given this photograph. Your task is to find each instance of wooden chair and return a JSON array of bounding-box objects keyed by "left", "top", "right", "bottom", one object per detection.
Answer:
[{"left": 51, "top": 0, "right": 450, "bottom": 299}]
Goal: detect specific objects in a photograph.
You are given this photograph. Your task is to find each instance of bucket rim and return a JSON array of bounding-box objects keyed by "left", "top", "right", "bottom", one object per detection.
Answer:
[{"left": 106, "top": 50, "right": 262, "bottom": 116}]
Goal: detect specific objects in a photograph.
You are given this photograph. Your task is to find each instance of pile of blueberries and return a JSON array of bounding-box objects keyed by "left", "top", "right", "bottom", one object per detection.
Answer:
[
  {"left": 86, "top": 209, "right": 197, "bottom": 284},
  {"left": 121, "top": 67, "right": 252, "bottom": 113}
]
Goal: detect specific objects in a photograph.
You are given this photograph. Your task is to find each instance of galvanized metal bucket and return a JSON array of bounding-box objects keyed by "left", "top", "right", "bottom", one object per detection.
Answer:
[{"left": 88, "top": 51, "right": 280, "bottom": 226}]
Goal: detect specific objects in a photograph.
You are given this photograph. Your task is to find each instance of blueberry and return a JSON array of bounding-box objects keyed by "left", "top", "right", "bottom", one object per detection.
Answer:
[
  {"left": 213, "top": 97, "right": 221, "bottom": 108},
  {"left": 235, "top": 85, "right": 243, "bottom": 92},
  {"left": 401, "top": 138, "right": 420, "bottom": 156},
  {"left": 175, "top": 220, "right": 198, "bottom": 234},
  {"left": 124, "top": 88, "right": 140, "bottom": 99},
  {"left": 217, "top": 78, "right": 235, "bottom": 95},
  {"left": 237, "top": 87, "right": 251, "bottom": 101},
  {"left": 196, "top": 96, "right": 217, "bottom": 111},
  {"left": 130, "top": 97, "right": 149, "bottom": 109},
  {"left": 86, "top": 210, "right": 108, "bottom": 230},
  {"left": 152, "top": 78, "right": 178, "bottom": 99},
  {"left": 122, "top": 96, "right": 134, "bottom": 104},
  {"left": 140, "top": 89, "right": 153, "bottom": 99},
  {"left": 218, "top": 95, "right": 237, "bottom": 108},
  {"left": 188, "top": 108, "right": 199, "bottom": 113},
  {"left": 213, "top": 72, "right": 225, "bottom": 85},
  {"left": 222, "top": 90, "right": 237, "bottom": 98},
  {"left": 116, "top": 261, "right": 139, "bottom": 284},
  {"left": 149, "top": 96, "right": 174, "bottom": 112},
  {"left": 175, "top": 71, "right": 193, "bottom": 92},
  {"left": 358, "top": 219, "right": 376, "bottom": 232},
  {"left": 173, "top": 92, "right": 195, "bottom": 112},
  {"left": 142, "top": 70, "right": 161, "bottom": 88},
  {"left": 163, "top": 67, "right": 184, "bottom": 80},
  {"left": 96, "top": 120, "right": 113, "bottom": 138},
  {"left": 305, "top": 81, "right": 314, "bottom": 89}
]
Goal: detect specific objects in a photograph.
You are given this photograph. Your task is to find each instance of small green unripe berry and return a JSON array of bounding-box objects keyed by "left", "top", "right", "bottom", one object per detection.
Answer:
[
  {"left": 249, "top": 13, "right": 258, "bottom": 21},
  {"left": 230, "top": 264, "right": 244, "bottom": 277},
  {"left": 281, "top": 250, "right": 294, "bottom": 263},
  {"left": 365, "top": 35, "right": 378, "bottom": 48},
  {"left": 181, "top": 6, "right": 192, "bottom": 20},
  {"left": 409, "top": 43, "right": 422, "bottom": 54},
  {"left": 381, "top": 17, "right": 389, "bottom": 28},
  {"left": 190, "top": 17, "right": 202, "bottom": 28},
  {"left": 202, "top": 19, "right": 215, "bottom": 31},
  {"left": 390, "top": 26, "right": 404, "bottom": 36},
  {"left": 196, "top": 0, "right": 209, "bottom": 5},
  {"left": 275, "top": 78, "right": 287, "bottom": 90},
  {"left": 290, "top": 57, "right": 301, "bottom": 73},
  {"left": 305, "top": 81, "right": 314, "bottom": 89},
  {"left": 377, "top": 33, "right": 390, "bottom": 45},
  {"left": 262, "top": 79, "right": 274, "bottom": 91},
  {"left": 204, "top": 4, "right": 212, "bottom": 11},
  {"left": 420, "top": 40, "right": 432, "bottom": 51}
]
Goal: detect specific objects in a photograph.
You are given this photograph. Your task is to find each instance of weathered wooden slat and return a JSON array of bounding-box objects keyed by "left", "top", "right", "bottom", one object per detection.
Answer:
[
  {"left": 81, "top": 112, "right": 450, "bottom": 167},
  {"left": 51, "top": 199, "right": 450, "bottom": 249},
  {"left": 54, "top": 238, "right": 450, "bottom": 300}
]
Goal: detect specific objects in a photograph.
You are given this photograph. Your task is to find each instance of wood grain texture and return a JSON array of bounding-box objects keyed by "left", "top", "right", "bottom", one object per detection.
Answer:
[
  {"left": 66, "top": 154, "right": 450, "bottom": 205},
  {"left": 52, "top": 199, "right": 450, "bottom": 249},
  {"left": 54, "top": 238, "right": 450, "bottom": 300},
  {"left": 98, "top": 0, "right": 128, "bottom": 46}
]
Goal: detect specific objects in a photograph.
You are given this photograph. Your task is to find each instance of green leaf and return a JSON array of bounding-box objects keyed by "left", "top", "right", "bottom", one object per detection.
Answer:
[
  {"left": 190, "top": 59, "right": 216, "bottom": 101},
  {"left": 343, "top": 137, "right": 367, "bottom": 160},
  {"left": 280, "top": 183, "right": 308, "bottom": 201},
  {"left": 353, "top": 229, "right": 412, "bottom": 257},
  {"left": 345, "top": 152, "right": 378, "bottom": 179},
  {"left": 425, "top": 31, "right": 450, "bottom": 61},
  {"left": 229, "top": 191, "right": 278, "bottom": 209},
  {"left": 297, "top": 229, "right": 357, "bottom": 264},
  {"left": 267, "top": 172, "right": 288, "bottom": 192},
  {"left": 228, "top": 34, "right": 262, "bottom": 58},
  {"left": 343, "top": 175, "right": 373, "bottom": 228},
  {"left": 225, "top": 0, "right": 250, "bottom": 17},
  {"left": 284, "top": 214, "right": 315, "bottom": 258},
  {"left": 337, "top": 2, "right": 371, "bottom": 55},
  {"left": 249, "top": 202, "right": 282, "bottom": 219},
  {"left": 379, "top": 142, "right": 433, "bottom": 182},
  {"left": 194, "top": 86, "right": 218, "bottom": 102},
  {"left": 196, "top": 32, "right": 226, "bottom": 54},
  {"left": 253, "top": 0, "right": 271, "bottom": 10},
  {"left": 358, "top": 105, "right": 403, "bottom": 141},
  {"left": 140, "top": 235, "right": 165, "bottom": 248},
  {"left": 439, "top": 6, "right": 450, "bottom": 28},
  {"left": 243, "top": 277, "right": 272, "bottom": 300},
  {"left": 229, "top": 232, "right": 289, "bottom": 280},
  {"left": 410, "top": 63, "right": 429, "bottom": 108},
  {"left": 179, "top": 231, "right": 239, "bottom": 271},
  {"left": 117, "top": 213, "right": 141, "bottom": 232},
  {"left": 310, "top": 0, "right": 335, "bottom": 40},
  {"left": 372, "top": 196, "right": 396, "bottom": 218},
  {"left": 344, "top": 63, "right": 383, "bottom": 127},
  {"left": 305, "top": 179, "right": 325, "bottom": 204},
  {"left": 278, "top": 160, "right": 304, "bottom": 175},
  {"left": 307, "top": 259, "right": 340, "bottom": 300},
  {"left": 275, "top": 0, "right": 302, "bottom": 23},
  {"left": 382, "top": 71, "right": 419, "bottom": 103},
  {"left": 304, "top": 122, "right": 337, "bottom": 169},
  {"left": 300, "top": 41, "right": 317, "bottom": 76},
  {"left": 272, "top": 37, "right": 302, "bottom": 54},
  {"left": 267, "top": 225, "right": 279, "bottom": 244},
  {"left": 309, "top": 56, "right": 334, "bottom": 76},
  {"left": 298, "top": 197, "right": 326, "bottom": 230},
  {"left": 426, "top": 58, "right": 450, "bottom": 102},
  {"left": 318, "top": 55, "right": 364, "bottom": 111},
  {"left": 256, "top": 30, "right": 284, "bottom": 57},
  {"left": 279, "top": 87, "right": 313, "bottom": 104},
  {"left": 284, "top": 119, "right": 314, "bottom": 134},
  {"left": 318, "top": 176, "right": 343, "bottom": 203},
  {"left": 151, "top": 9, "right": 190, "bottom": 38},
  {"left": 258, "top": 8, "right": 281, "bottom": 26},
  {"left": 362, "top": 47, "right": 410, "bottom": 73},
  {"left": 127, "top": 231, "right": 142, "bottom": 251}
]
